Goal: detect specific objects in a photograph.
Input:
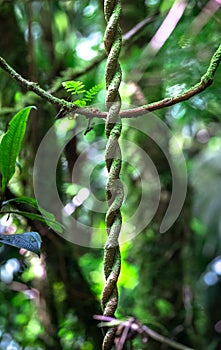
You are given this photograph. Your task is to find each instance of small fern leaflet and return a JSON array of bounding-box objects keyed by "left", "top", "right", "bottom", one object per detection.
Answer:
[
  {"left": 62, "top": 80, "right": 102, "bottom": 106},
  {"left": 62, "top": 80, "right": 85, "bottom": 95},
  {"left": 82, "top": 84, "right": 102, "bottom": 103}
]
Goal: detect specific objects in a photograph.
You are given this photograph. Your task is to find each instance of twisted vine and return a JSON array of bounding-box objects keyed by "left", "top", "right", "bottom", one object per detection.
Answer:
[{"left": 101, "top": 0, "right": 123, "bottom": 349}]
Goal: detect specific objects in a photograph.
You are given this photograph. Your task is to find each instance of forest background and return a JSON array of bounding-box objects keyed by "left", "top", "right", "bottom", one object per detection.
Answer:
[{"left": 0, "top": 0, "right": 221, "bottom": 349}]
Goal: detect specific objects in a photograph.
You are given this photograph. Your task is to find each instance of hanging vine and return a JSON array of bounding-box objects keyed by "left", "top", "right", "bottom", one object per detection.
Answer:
[{"left": 101, "top": 0, "right": 123, "bottom": 349}]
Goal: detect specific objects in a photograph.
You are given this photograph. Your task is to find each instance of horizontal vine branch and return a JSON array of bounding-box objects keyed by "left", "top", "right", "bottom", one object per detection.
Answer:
[
  {"left": 0, "top": 56, "right": 75, "bottom": 111},
  {"left": 122, "top": 43, "right": 221, "bottom": 118},
  {"left": 94, "top": 315, "right": 194, "bottom": 350},
  {"left": 0, "top": 56, "right": 103, "bottom": 119},
  {"left": 0, "top": 44, "right": 220, "bottom": 119}
]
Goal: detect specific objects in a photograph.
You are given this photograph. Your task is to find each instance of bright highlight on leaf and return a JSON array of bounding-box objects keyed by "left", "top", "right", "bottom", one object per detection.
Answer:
[
  {"left": 62, "top": 80, "right": 102, "bottom": 107},
  {"left": 0, "top": 106, "right": 35, "bottom": 192},
  {"left": 0, "top": 231, "right": 42, "bottom": 257}
]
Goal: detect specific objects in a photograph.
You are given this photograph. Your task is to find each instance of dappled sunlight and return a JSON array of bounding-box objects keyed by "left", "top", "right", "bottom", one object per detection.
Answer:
[{"left": 63, "top": 187, "right": 90, "bottom": 216}]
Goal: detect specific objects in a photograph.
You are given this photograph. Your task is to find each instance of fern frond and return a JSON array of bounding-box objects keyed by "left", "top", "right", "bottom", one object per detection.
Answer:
[
  {"left": 62, "top": 80, "right": 85, "bottom": 95},
  {"left": 83, "top": 84, "right": 102, "bottom": 103},
  {"left": 74, "top": 99, "right": 87, "bottom": 107},
  {"left": 61, "top": 80, "right": 102, "bottom": 106}
]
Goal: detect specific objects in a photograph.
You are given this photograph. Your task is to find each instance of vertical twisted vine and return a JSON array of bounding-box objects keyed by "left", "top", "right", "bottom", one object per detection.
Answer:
[{"left": 102, "top": 1, "right": 123, "bottom": 349}]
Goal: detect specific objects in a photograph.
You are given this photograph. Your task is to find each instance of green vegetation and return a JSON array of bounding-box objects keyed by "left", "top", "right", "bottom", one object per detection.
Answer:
[
  {"left": 62, "top": 80, "right": 102, "bottom": 107},
  {"left": 0, "top": 1, "right": 221, "bottom": 349}
]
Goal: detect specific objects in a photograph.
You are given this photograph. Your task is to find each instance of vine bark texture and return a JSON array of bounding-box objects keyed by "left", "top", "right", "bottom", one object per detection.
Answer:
[{"left": 101, "top": 0, "right": 124, "bottom": 349}]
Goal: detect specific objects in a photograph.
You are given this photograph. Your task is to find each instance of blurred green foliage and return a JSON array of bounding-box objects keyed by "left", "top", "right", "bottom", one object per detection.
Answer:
[{"left": 0, "top": 0, "right": 221, "bottom": 349}]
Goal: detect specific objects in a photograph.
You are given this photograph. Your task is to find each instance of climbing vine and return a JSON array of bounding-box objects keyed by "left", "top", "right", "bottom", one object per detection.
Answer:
[{"left": 101, "top": 0, "right": 123, "bottom": 349}]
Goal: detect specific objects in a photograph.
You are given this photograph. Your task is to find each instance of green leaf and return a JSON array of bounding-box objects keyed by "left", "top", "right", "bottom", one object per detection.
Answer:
[
  {"left": 0, "top": 106, "right": 35, "bottom": 192},
  {"left": 61, "top": 80, "right": 102, "bottom": 106},
  {"left": 62, "top": 80, "right": 85, "bottom": 95},
  {"left": 3, "top": 196, "right": 41, "bottom": 209},
  {"left": 2, "top": 196, "right": 64, "bottom": 233},
  {"left": 1, "top": 210, "right": 62, "bottom": 233},
  {"left": 82, "top": 84, "right": 102, "bottom": 103},
  {"left": 0, "top": 231, "right": 42, "bottom": 256},
  {"left": 74, "top": 99, "right": 87, "bottom": 107}
]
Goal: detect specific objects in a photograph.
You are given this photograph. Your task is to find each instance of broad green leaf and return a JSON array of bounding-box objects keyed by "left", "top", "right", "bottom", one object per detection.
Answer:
[
  {"left": 2, "top": 197, "right": 63, "bottom": 233},
  {"left": 3, "top": 210, "right": 62, "bottom": 233},
  {"left": 3, "top": 196, "right": 42, "bottom": 210},
  {"left": 0, "top": 231, "right": 42, "bottom": 256},
  {"left": 0, "top": 106, "right": 35, "bottom": 192}
]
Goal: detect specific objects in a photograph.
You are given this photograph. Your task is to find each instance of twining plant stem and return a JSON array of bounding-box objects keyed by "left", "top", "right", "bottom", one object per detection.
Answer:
[{"left": 101, "top": 0, "right": 123, "bottom": 349}]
